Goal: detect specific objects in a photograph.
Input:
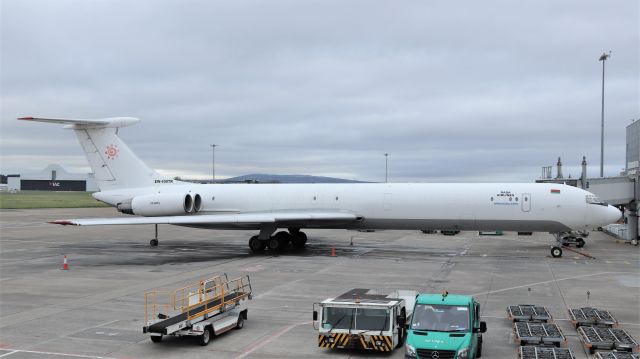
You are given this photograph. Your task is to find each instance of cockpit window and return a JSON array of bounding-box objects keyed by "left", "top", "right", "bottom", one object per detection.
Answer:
[{"left": 585, "top": 195, "right": 607, "bottom": 206}]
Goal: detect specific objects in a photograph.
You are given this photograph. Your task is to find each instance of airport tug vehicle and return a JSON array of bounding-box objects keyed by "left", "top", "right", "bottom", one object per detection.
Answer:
[
  {"left": 143, "top": 274, "right": 251, "bottom": 345},
  {"left": 313, "top": 288, "right": 416, "bottom": 352},
  {"left": 405, "top": 292, "right": 487, "bottom": 359}
]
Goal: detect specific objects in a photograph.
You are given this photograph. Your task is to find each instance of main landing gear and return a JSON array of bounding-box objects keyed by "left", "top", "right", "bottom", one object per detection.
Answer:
[{"left": 248, "top": 229, "right": 308, "bottom": 252}]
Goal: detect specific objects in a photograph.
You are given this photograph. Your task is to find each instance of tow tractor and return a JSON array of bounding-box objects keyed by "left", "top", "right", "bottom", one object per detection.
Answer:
[
  {"left": 143, "top": 274, "right": 252, "bottom": 345},
  {"left": 313, "top": 288, "right": 416, "bottom": 352}
]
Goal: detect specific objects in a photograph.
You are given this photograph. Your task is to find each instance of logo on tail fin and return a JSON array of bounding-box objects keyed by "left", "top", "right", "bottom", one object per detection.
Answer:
[{"left": 105, "top": 144, "right": 119, "bottom": 160}]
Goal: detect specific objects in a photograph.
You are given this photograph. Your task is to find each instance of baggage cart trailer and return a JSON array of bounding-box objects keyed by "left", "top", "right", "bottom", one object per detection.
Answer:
[
  {"left": 508, "top": 304, "right": 552, "bottom": 322},
  {"left": 143, "top": 274, "right": 252, "bottom": 346},
  {"left": 577, "top": 326, "right": 639, "bottom": 354},
  {"left": 595, "top": 352, "right": 640, "bottom": 359},
  {"left": 519, "top": 346, "right": 576, "bottom": 359},
  {"left": 514, "top": 322, "right": 566, "bottom": 347},
  {"left": 569, "top": 307, "right": 618, "bottom": 328}
]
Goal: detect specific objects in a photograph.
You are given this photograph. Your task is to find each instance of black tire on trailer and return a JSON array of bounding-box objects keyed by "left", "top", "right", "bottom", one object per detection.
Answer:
[
  {"left": 150, "top": 239, "right": 159, "bottom": 246},
  {"left": 551, "top": 246, "right": 563, "bottom": 258},
  {"left": 198, "top": 326, "right": 213, "bottom": 346},
  {"left": 150, "top": 335, "right": 162, "bottom": 343},
  {"left": 576, "top": 238, "right": 585, "bottom": 248}
]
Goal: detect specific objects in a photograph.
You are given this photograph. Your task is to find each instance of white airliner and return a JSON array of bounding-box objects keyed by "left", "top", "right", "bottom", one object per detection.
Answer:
[{"left": 20, "top": 116, "right": 621, "bottom": 257}]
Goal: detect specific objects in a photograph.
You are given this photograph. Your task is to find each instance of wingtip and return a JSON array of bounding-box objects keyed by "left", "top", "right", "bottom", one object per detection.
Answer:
[{"left": 49, "top": 220, "right": 76, "bottom": 226}]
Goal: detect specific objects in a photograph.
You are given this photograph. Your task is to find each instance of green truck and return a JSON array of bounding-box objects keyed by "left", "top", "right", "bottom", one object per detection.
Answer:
[{"left": 405, "top": 293, "right": 486, "bottom": 359}]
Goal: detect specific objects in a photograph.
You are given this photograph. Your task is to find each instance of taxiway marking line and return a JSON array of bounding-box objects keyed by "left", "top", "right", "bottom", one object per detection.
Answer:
[
  {"left": 473, "top": 271, "right": 635, "bottom": 296},
  {"left": 234, "top": 321, "right": 311, "bottom": 359},
  {"left": 0, "top": 349, "right": 115, "bottom": 359}
]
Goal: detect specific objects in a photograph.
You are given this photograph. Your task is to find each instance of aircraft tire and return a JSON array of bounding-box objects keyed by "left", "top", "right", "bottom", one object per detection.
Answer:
[
  {"left": 269, "top": 231, "right": 291, "bottom": 251},
  {"left": 292, "top": 232, "right": 308, "bottom": 249},
  {"left": 249, "top": 236, "right": 267, "bottom": 252},
  {"left": 551, "top": 246, "right": 562, "bottom": 258},
  {"left": 150, "top": 239, "right": 158, "bottom": 246}
]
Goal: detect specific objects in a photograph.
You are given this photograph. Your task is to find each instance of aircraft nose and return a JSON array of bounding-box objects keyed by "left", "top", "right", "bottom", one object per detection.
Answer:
[{"left": 606, "top": 205, "right": 622, "bottom": 224}]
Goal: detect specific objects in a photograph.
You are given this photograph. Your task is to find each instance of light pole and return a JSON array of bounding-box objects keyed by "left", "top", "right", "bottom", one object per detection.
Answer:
[
  {"left": 384, "top": 153, "right": 389, "bottom": 183},
  {"left": 599, "top": 51, "right": 611, "bottom": 177},
  {"left": 210, "top": 144, "right": 218, "bottom": 183}
]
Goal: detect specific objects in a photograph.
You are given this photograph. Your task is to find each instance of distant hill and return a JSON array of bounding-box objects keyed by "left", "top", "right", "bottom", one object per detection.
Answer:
[{"left": 222, "top": 174, "right": 367, "bottom": 184}]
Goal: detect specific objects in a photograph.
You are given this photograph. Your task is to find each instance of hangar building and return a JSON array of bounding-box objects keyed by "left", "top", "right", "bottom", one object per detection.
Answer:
[{"left": 7, "top": 164, "right": 98, "bottom": 192}]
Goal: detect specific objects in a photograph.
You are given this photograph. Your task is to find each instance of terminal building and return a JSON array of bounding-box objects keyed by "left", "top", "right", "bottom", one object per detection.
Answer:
[
  {"left": 537, "top": 120, "right": 639, "bottom": 243},
  {"left": 7, "top": 164, "right": 98, "bottom": 192}
]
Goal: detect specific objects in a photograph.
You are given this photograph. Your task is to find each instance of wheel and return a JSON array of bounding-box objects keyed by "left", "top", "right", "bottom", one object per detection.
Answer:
[
  {"left": 632, "top": 239, "right": 638, "bottom": 246},
  {"left": 268, "top": 231, "right": 291, "bottom": 251},
  {"left": 551, "top": 246, "right": 563, "bottom": 258},
  {"left": 249, "top": 236, "right": 267, "bottom": 252},
  {"left": 576, "top": 238, "right": 585, "bottom": 248},
  {"left": 198, "top": 326, "right": 212, "bottom": 346},
  {"left": 396, "top": 327, "right": 405, "bottom": 348},
  {"left": 150, "top": 335, "right": 162, "bottom": 343},
  {"left": 292, "top": 232, "right": 308, "bottom": 249},
  {"left": 236, "top": 316, "right": 244, "bottom": 329},
  {"left": 476, "top": 337, "right": 483, "bottom": 358},
  {"left": 150, "top": 239, "right": 158, "bottom": 246}
]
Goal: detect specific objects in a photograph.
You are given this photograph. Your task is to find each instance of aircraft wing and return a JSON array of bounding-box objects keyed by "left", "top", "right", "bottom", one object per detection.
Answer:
[{"left": 49, "top": 211, "right": 361, "bottom": 226}]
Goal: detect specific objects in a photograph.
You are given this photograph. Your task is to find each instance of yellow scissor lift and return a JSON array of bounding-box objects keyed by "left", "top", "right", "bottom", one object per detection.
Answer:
[{"left": 143, "top": 274, "right": 252, "bottom": 346}]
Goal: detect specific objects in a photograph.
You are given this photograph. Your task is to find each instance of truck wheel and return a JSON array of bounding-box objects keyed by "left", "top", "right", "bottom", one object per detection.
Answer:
[
  {"left": 396, "top": 327, "right": 405, "bottom": 348},
  {"left": 150, "top": 335, "right": 162, "bottom": 343},
  {"left": 476, "top": 338, "right": 482, "bottom": 358},
  {"left": 235, "top": 316, "right": 244, "bottom": 329},
  {"left": 551, "top": 246, "right": 562, "bottom": 258},
  {"left": 198, "top": 326, "right": 213, "bottom": 346}
]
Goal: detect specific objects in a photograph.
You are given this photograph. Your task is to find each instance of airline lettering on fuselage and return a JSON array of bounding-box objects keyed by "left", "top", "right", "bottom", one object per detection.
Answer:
[
  {"left": 154, "top": 180, "right": 173, "bottom": 184},
  {"left": 492, "top": 190, "right": 518, "bottom": 206}
]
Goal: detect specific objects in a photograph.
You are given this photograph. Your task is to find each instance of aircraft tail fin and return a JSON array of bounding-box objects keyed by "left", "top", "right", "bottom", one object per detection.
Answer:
[{"left": 19, "top": 117, "right": 173, "bottom": 191}]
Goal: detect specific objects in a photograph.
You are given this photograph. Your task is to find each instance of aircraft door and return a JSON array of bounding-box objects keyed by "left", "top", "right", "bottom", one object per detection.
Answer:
[{"left": 521, "top": 193, "right": 531, "bottom": 212}]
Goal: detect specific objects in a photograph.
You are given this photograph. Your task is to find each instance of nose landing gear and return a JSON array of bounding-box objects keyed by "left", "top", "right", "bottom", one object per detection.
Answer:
[{"left": 150, "top": 224, "right": 159, "bottom": 246}]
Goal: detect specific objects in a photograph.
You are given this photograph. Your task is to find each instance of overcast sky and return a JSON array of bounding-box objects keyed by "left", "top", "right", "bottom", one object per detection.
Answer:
[{"left": 1, "top": 0, "right": 638, "bottom": 182}]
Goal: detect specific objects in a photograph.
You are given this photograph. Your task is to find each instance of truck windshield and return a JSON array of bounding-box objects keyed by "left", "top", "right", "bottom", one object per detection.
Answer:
[
  {"left": 323, "top": 307, "right": 389, "bottom": 331},
  {"left": 411, "top": 304, "right": 470, "bottom": 332}
]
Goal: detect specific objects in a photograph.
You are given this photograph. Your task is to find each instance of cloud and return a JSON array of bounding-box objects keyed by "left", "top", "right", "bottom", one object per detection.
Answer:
[{"left": 1, "top": 0, "right": 637, "bottom": 182}]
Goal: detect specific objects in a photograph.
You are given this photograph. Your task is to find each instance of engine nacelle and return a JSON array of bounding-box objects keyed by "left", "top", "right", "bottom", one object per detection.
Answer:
[{"left": 132, "top": 193, "right": 202, "bottom": 216}]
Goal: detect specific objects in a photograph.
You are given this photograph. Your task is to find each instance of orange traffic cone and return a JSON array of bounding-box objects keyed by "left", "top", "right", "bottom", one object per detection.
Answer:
[
  {"left": 62, "top": 255, "right": 69, "bottom": 270},
  {"left": 331, "top": 245, "right": 336, "bottom": 257}
]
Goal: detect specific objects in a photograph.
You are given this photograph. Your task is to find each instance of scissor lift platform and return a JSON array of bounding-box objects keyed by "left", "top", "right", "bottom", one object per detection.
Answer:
[
  {"left": 508, "top": 305, "right": 552, "bottom": 322},
  {"left": 143, "top": 274, "right": 252, "bottom": 346},
  {"left": 519, "top": 346, "right": 575, "bottom": 359},
  {"left": 577, "top": 326, "right": 639, "bottom": 354},
  {"left": 595, "top": 352, "right": 640, "bottom": 359},
  {"left": 514, "top": 322, "right": 566, "bottom": 347},
  {"left": 569, "top": 307, "right": 618, "bottom": 328}
]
